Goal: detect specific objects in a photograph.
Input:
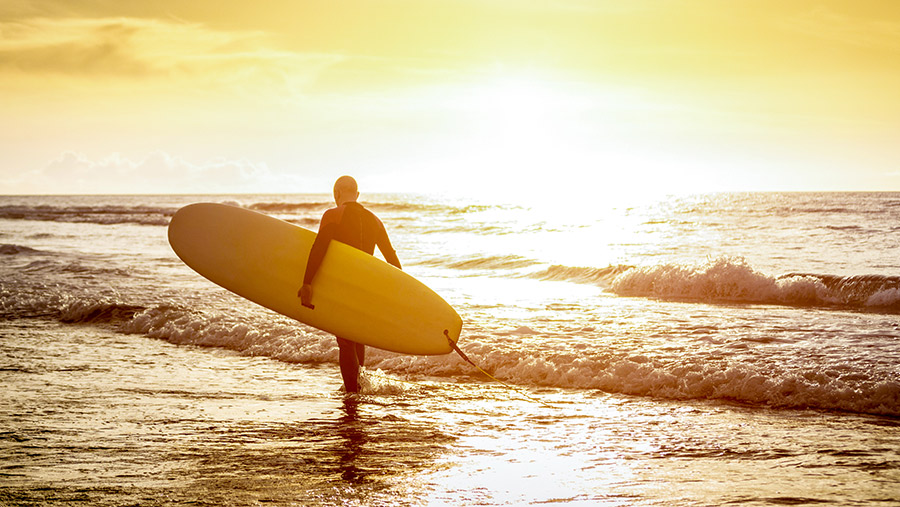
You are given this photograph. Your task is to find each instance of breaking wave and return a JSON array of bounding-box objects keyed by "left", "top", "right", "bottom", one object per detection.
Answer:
[
  {"left": 124, "top": 302, "right": 900, "bottom": 417},
  {"left": 427, "top": 254, "right": 900, "bottom": 314},
  {"left": 608, "top": 257, "right": 900, "bottom": 313},
  {"left": 4, "top": 286, "right": 897, "bottom": 417},
  {"left": 434, "top": 339, "right": 900, "bottom": 417}
]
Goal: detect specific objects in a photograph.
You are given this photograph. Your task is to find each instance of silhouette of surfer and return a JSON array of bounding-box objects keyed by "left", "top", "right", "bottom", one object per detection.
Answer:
[{"left": 299, "top": 176, "right": 402, "bottom": 393}]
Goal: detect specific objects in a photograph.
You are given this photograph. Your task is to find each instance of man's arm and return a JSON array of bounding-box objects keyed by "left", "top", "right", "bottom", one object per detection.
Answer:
[
  {"left": 303, "top": 222, "right": 335, "bottom": 285},
  {"left": 382, "top": 245, "right": 401, "bottom": 270},
  {"left": 298, "top": 211, "right": 337, "bottom": 308},
  {"left": 376, "top": 224, "right": 401, "bottom": 270}
]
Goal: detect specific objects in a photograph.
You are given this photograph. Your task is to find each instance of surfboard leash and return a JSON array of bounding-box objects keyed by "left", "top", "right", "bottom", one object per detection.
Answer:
[{"left": 444, "top": 330, "right": 555, "bottom": 409}]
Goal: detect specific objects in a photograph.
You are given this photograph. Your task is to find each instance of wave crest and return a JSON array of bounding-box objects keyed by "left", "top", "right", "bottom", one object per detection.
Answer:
[
  {"left": 0, "top": 244, "right": 42, "bottom": 255},
  {"left": 531, "top": 264, "right": 633, "bottom": 285},
  {"left": 610, "top": 257, "right": 900, "bottom": 313},
  {"left": 60, "top": 300, "right": 145, "bottom": 324}
]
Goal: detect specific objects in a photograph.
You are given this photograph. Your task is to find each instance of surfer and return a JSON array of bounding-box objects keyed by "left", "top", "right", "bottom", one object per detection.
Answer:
[{"left": 299, "top": 175, "right": 402, "bottom": 393}]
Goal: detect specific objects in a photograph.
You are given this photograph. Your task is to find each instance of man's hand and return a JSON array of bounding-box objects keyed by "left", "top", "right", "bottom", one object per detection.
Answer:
[{"left": 298, "top": 284, "right": 314, "bottom": 309}]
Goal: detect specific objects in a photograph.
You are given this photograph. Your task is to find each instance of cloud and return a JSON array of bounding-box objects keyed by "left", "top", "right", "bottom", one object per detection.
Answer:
[
  {"left": 0, "top": 18, "right": 150, "bottom": 76},
  {"left": 0, "top": 16, "right": 343, "bottom": 95},
  {"left": 13, "top": 150, "right": 303, "bottom": 194},
  {"left": 781, "top": 6, "right": 900, "bottom": 53}
]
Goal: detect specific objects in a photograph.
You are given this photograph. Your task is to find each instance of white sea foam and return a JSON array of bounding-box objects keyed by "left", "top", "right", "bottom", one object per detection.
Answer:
[
  {"left": 2, "top": 280, "right": 898, "bottom": 416},
  {"left": 3, "top": 192, "right": 899, "bottom": 421},
  {"left": 866, "top": 288, "right": 900, "bottom": 309},
  {"left": 609, "top": 257, "right": 900, "bottom": 313},
  {"left": 445, "top": 344, "right": 900, "bottom": 417}
]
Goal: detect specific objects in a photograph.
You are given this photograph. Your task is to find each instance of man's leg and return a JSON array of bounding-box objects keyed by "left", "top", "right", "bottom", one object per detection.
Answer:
[
  {"left": 356, "top": 342, "right": 365, "bottom": 367},
  {"left": 336, "top": 337, "right": 360, "bottom": 393}
]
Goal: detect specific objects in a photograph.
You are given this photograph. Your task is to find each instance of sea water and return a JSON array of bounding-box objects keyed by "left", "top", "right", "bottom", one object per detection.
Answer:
[{"left": 1, "top": 192, "right": 898, "bottom": 506}]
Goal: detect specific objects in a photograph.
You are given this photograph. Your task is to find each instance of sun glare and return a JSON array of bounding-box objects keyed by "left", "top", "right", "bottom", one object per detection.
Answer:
[
  {"left": 437, "top": 76, "right": 586, "bottom": 193},
  {"left": 424, "top": 74, "right": 690, "bottom": 203},
  {"left": 463, "top": 76, "right": 564, "bottom": 122}
]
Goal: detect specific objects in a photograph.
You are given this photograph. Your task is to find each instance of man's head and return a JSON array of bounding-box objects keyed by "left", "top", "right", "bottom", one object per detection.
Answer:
[{"left": 333, "top": 175, "right": 359, "bottom": 206}]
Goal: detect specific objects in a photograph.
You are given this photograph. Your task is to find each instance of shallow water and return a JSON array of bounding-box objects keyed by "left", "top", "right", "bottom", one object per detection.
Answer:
[
  {"left": 2, "top": 192, "right": 899, "bottom": 505},
  {"left": 3, "top": 319, "right": 898, "bottom": 506}
]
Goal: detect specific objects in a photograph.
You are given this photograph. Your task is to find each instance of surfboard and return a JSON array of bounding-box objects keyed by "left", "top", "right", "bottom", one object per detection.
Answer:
[{"left": 167, "top": 202, "right": 461, "bottom": 355}]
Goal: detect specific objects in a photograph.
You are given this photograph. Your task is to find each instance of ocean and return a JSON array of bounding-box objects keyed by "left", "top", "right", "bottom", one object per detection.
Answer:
[{"left": 1, "top": 192, "right": 898, "bottom": 506}]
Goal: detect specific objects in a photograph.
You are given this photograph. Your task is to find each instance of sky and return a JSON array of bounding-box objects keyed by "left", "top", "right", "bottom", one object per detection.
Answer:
[{"left": 1, "top": 0, "right": 898, "bottom": 198}]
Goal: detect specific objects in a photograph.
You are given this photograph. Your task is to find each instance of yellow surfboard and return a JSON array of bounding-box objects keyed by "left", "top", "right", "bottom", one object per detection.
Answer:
[{"left": 168, "top": 203, "right": 461, "bottom": 355}]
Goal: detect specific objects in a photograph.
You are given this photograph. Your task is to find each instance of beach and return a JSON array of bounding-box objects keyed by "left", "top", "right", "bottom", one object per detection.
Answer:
[{"left": 2, "top": 192, "right": 899, "bottom": 505}]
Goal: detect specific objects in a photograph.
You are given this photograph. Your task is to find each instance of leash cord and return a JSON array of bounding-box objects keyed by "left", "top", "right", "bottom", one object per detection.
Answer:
[{"left": 444, "top": 330, "right": 555, "bottom": 409}]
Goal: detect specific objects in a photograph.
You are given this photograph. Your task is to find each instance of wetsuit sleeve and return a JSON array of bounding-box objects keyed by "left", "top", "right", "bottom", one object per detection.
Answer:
[
  {"left": 375, "top": 220, "right": 401, "bottom": 270},
  {"left": 303, "top": 210, "right": 338, "bottom": 285}
]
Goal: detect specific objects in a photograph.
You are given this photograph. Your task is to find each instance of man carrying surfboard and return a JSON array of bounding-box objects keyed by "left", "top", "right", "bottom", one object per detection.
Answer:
[{"left": 298, "top": 176, "right": 402, "bottom": 393}]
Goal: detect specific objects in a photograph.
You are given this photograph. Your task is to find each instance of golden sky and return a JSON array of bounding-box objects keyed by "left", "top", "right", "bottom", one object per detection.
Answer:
[{"left": 2, "top": 0, "right": 898, "bottom": 196}]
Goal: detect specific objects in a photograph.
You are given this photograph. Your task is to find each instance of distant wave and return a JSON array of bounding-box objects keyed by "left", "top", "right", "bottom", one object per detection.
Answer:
[
  {"left": 530, "top": 264, "right": 633, "bottom": 285},
  {"left": 368, "top": 201, "right": 476, "bottom": 214},
  {"left": 825, "top": 225, "right": 863, "bottom": 231},
  {"left": 1, "top": 244, "right": 42, "bottom": 255},
  {"left": 247, "top": 201, "right": 332, "bottom": 213},
  {"left": 417, "top": 254, "right": 539, "bottom": 271},
  {"left": 417, "top": 254, "right": 634, "bottom": 285},
  {"left": 0, "top": 199, "right": 483, "bottom": 227},
  {"left": 0, "top": 243, "right": 134, "bottom": 278},
  {"left": 249, "top": 200, "right": 485, "bottom": 215},
  {"left": 21, "top": 259, "right": 132, "bottom": 278},
  {"left": 0, "top": 204, "right": 175, "bottom": 226},
  {"left": 0, "top": 201, "right": 314, "bottom": 226},
  {"left": 609, "top": 257, "right": 900, "bottom": 313}
]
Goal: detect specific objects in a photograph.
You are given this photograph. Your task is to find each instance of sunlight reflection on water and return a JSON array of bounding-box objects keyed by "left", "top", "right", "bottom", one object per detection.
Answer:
[
  {"left": 2, "top": 320, "right": 899, "bottom": 506},
  {"left": 3, "top": 193, "right": 900, "bottom": 506}
]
